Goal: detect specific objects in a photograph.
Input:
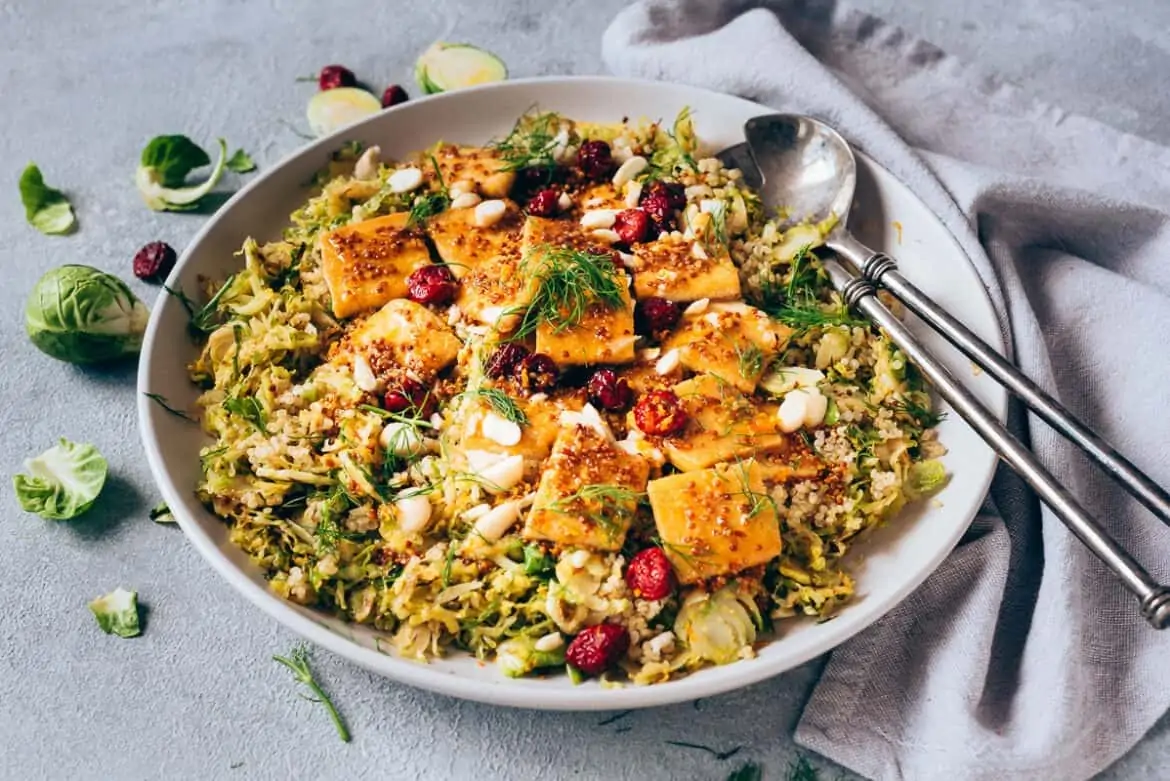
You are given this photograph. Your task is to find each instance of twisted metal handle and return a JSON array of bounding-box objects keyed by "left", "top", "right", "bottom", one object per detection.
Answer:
[{"left": 820, "top": 255, "right": 1170, "bottom": 629}]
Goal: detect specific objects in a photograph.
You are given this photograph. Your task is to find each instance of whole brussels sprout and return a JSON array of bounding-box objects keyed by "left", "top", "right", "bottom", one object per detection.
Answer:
[{"left": 25, "top": 265, "right": 149, "bottom": 363}]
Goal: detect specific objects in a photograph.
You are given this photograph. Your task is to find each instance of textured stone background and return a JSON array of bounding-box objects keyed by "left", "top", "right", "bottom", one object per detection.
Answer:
[{"left": 1, "top": 1, "right": 1166, "bottom": 779}]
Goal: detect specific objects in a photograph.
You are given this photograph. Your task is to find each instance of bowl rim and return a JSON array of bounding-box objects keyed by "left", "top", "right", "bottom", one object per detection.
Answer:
[{"left": 137, "top": 74, "right": 1007, "bottom": 710}]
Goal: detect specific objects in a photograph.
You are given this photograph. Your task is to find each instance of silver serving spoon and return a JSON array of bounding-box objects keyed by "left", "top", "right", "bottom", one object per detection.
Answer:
[{"left": 719, "top": 114, "right": 1170, "bottom": 628}]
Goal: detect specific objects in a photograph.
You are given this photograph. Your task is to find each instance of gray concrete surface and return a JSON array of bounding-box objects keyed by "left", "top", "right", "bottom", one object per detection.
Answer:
[{"left": 0, "top": 1, "right": 1166, "bottom": 779}]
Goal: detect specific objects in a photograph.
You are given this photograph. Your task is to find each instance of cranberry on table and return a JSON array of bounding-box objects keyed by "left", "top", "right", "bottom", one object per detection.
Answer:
[
  {"left": 577, "top": 139, "right": 614, "bottom": 180},
  {"left": 525, "top": 188, "right": 560, "bottom": 217},
  {"left": 517, "top": 353, "right": 558, "bottom": 392},
  {"left": 132, "top": 241, "right": 177, "bottom": 283},
  {"left": 406, "top": 265, "right": 457, "bottom": 306},
  {"left": 634, "top": 296, "right": 681, "bottom": 335},
  {"left": 318, "top": 64, "right": 357, "bottom": 91},
  {"left": 381, "top": 84, "right": 409, "bottom": 108},
  {"left": 633, "top": 390, "right": 688, "bottom": 437},
  {"left": 384, "top": 377, "right": 431, "bottom": 416},
  {"left": 613, "top": 209, "right": 653, "bottom": 244},
  {"left": 565, "top": 623, "right": 630, "bottom": 677},
  {"left": 485, "top": 343, "right": 530, "bottom": 379},
  {"left": 586, "top": 369, "right": 632, "bottom": 412},
  {"left": 625, "top": 547, "right": 676, "bottom": 600}
]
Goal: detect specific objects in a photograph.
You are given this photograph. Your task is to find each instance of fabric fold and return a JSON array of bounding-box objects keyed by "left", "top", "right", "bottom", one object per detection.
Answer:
[{"left": 604, "top": 2, "right": 1170, "bottom": 779}]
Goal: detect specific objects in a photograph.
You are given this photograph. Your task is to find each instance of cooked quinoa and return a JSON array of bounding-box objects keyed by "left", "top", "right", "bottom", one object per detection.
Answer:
[{"left": 185, "top": 109, "right": 947, "bottom": 686}]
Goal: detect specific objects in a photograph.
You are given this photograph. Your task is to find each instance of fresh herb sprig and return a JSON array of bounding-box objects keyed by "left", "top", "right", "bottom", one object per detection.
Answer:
[
  {"left": 457, "top": 387, "right": 527, "bottom": 426},
  {"left": 666, "top": 740, "right": 743, "bottom": 760},
  {"left": 223, "top": 394, "right": 268, "bottom": 434},
  {"left": 407, "top": 154, "right": 450, "bottom": 227},
  {"left": 165, "top": 274, "right": 239, "bottom": 334},
  {"left": 549, "top": 484, "right": 646, "bottom": 538},
  {"left": 511, "top": 245, "right": 627, "bottom": 340},
  {"left": 761, "top": 245, "right": 866, "bottom": 331},
  {"left": 491, "top": 110, "right": 563, "bottom": 173},
  {"left": 144, "top": 392, "right": 196, "bottom": 422},
  {"left": 272, "top": 645, "right": 351, "bottom": 742}
]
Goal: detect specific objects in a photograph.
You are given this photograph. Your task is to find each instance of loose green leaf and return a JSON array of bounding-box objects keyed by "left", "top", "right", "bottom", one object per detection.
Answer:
[
  {"left": 727, "top": 763, "right": 764, "bottom": 781},
  {"left": 150, "top": 501, "right": 175, "bottom": 524},
  {"left": 136, "top": 135, "right": 228, "bottom": 211},
  {"left": 273, "top": 645, "right": 351, "bottom": 742},
  {"left": 496, "top": 635, "right": 565, "bottom": 678},
  {"left": 25, "top": 265, "right": 149, "bottom": 363},
  {"left": 140, "top": 135, "right": 211, "bottom": 187},
  {"left": 13, "top": 438, "right": 108, "bottom": 520},
  {"left": 785, "top": 755, "right": 820, "bottom": 781},
  {"left": 89, "top": 587, "right": 142, "bottom": 638},
  {"left": 225, "top": 148, "right": 256, "bottom": 173},
  {"left": 19, "top": 164, "right": 75, "bottom": 235}
]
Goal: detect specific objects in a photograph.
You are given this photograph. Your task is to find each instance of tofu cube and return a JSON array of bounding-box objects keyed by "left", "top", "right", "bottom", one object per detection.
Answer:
[
  {"left": 524, "top": 423, "right": 650, "bottom": 550},
  {"left": 319, "top": 212, "right": 432, "bottom": 318},
  {"left": 426, "top": 200, "right": 525, "bottom": 280},
  {"left": 523, "top": 218, "right": 636, "bottom": 365},
  {"left": 430, "top": 144, "right": 515, "bottom": 198},
  {"left": 647, "top": 460, "right": 782, "bottom": 583},
  {"left": 663, "top": 374, "right": 788, "bottom": 471},
  {"left": 661, "top": 302, "right": 793, "bottom": 393},
  {"left": 455, "top": 390, "right": 579, "bottom": 464},
  {"left": 632, "top": 237, "right": 741, "bottom": 302},
  {"left": 348, "top": 299, "right": 461, "bottom": 381}
]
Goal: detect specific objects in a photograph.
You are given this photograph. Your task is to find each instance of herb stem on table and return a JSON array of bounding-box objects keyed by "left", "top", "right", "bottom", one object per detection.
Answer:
[{"left": 272, "top": 645, "right": 351, "bottom": 743}]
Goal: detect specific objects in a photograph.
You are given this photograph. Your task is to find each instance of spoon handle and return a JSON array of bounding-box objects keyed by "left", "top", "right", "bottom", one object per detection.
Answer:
[
  {"left": 820, "top": 256, "right": 1170, "bottom": 629},
  {"left": 831, "top": 232, "right": 1170, "bottom": 530}
]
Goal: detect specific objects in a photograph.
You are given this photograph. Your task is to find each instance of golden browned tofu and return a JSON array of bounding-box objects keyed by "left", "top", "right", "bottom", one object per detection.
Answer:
[
  {"left": 429, "top": 144, "right": 515, "bottom": 198},
  {"left": 535, "top": 275, "right": 636, "bottom": 366},
  {"left": 349, "top": 299, "right": 461, "bottom": 380},
  {"left": 661, "top": 302, "right": 793, "bottom": 393},
  {"left": 524, "top": 214, "right": 605, "bottom": 254},
  {"left": 426, "top": 201, "right": 524, "bottom": 280},
  {"left": 456, "top": 390, "right": 582, "bottom": 463},
  {"left": 632, "top": 237, "right": 741, "bottom": 302},
  {"left": 524, "top": 423, "right": 650, "bottom": 550},
  {"left": 647, "top": 460, "right": 782, "bottom": 583},
  {"left": 664, "top": 374, "right": 788, "bottom": 471},
  {"left": 522, "top": 218, "right": 635, "bottom": 364},
  {"left": 575, "top": 182, "right": 626, "bottom": 211},
  {"left": 319, "top": 212, "right": 432, "bottom": 318},
  {"left": 449, "top": 204, "right": 535, "bottom": 328}
]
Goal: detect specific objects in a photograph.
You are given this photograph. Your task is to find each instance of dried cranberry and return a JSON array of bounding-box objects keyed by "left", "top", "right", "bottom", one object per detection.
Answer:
[
  {"left": 577, "top": 140, "right": 614, "bottom": 180},
  {"left": 565, "top": 623, "right": 630, "bottom": 677},
  {"left": 318, "top": 64, "right": 357, "bottom": 91},
  {"left": 526, "top": 188, "right": 560, "bottom": 217},
  {"left": 613, "top": 209, "right": 653, "bottom": 244},
  {"left": 384, "top": 377, "right": 432, "bottom": 416},
  {"left": 640, "top": 193, "right": 677, "bottom": 233},
  {"left": 485, "top": 343, "right": 530, "bottom": 379},
  {"left": 381, "top": 84, "right": 409, "bottom": 108},
  {"left": 642, "top": 180, "right": 686, "bottom": 211},
  {"left": 633, "top": 390, "right": 688, "bottom": 437},
  {"left": 132, "top": 241, "right": 177, "bottom": 283},
  {"left": 516, "top": 166, "right": 560, "bottom": 193},
  {"left": 634, "top": 297, "right": 681, "bottom": 335},
  {"left": 518, "top": 353, "right": 558, "bottom": 392},
  {"left": 586, "top": 369, "right": 632, "bottom": 412},
  {"left": 625, "top": 547, "right": 676, "bottom": 600},
  {"left": 406, "top": 265, "right": 457, "bottom": 306}
]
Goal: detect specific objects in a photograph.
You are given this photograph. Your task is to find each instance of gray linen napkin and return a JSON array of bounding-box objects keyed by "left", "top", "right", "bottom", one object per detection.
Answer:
[{"left": 603, "top": 2, "right": 1170, "bottom": 779}]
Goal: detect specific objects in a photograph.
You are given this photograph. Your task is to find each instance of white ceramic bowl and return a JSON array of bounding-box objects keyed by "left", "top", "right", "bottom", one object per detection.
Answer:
[{"left": 137, "top": 76, "right": 1006, "bottom": 710}]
